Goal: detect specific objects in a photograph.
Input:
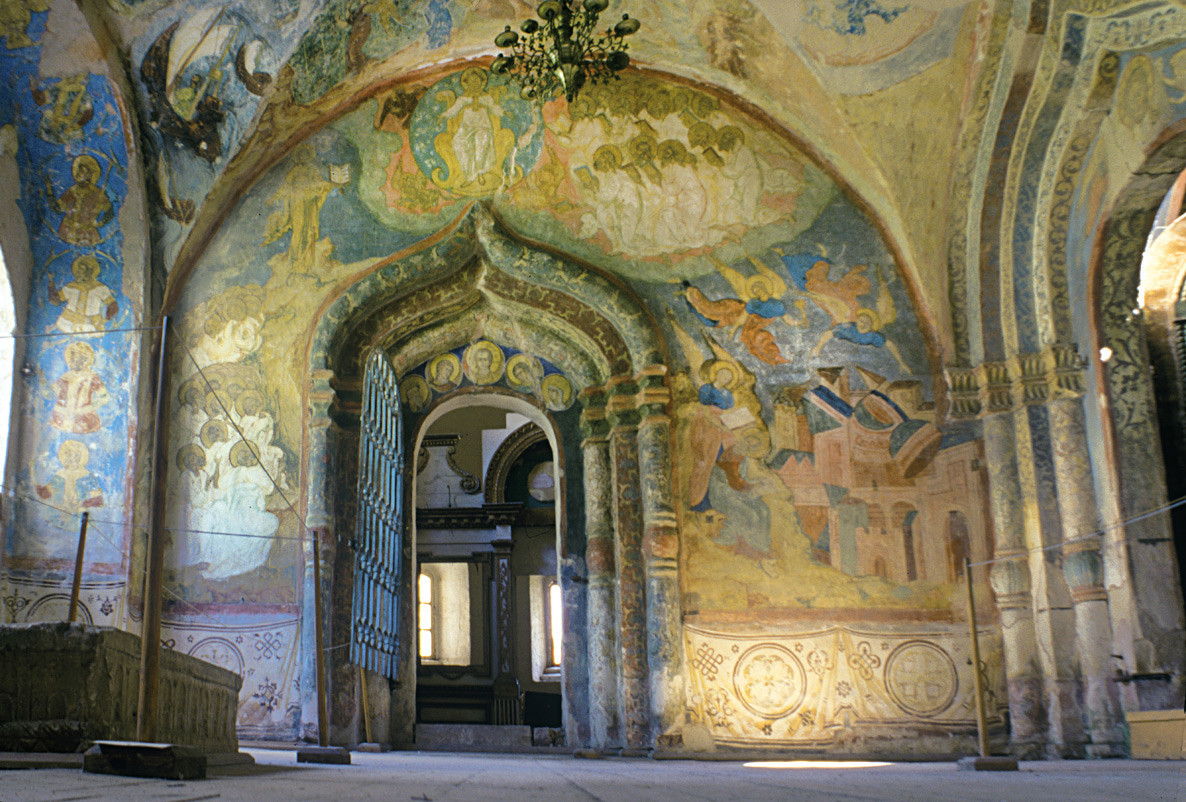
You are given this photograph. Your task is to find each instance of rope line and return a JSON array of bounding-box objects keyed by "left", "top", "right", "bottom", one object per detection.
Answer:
[
  {"left": 0, "top": 325, "right": 162, "bottom": 341},
  {"left": 966, "top": 493, "right": 1185, "bottom": 567},
  {"left": 2, "top": 486, "right": 305, "bottom": 541}
]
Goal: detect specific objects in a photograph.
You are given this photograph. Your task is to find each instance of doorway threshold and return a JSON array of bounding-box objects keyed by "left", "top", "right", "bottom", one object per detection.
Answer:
[{"left": 414, "top": 724, "right": 566, "bottom": 754}]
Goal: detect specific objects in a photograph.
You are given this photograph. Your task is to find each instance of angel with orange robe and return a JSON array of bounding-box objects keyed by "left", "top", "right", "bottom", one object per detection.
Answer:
[
  {"left": 680, "top": 255, "right": 805, "bottom": 366},
  {"left": 776, "top": 251, "right": 911, "bottom": 373}
]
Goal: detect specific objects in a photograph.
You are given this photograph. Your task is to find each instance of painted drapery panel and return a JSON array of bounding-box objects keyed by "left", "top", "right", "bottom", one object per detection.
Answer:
[{"left": 685, "top": 624, "right": 1003, "bottom": 749}]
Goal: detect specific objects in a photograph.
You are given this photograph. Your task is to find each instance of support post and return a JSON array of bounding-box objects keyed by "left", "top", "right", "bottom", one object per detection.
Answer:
[
  {"left": 67, "top": 511, "right": 89, "bottom": 623},
  {"left": 492, "top": 537, "right": 520, "bottom": 725},
  {"left": 358, "top": 664, "right": 372, "bottom": 744},
  {"left": 965, "top": 557, "right": 989, "bottom": 758},
  {"left": 607, "top": 376, "right": 648, "bottom": 754},
  {"left": 1047, "top": 393, "right": 1123, "bottom": 756},
  {"left": 313, "top": 527, "right": 329, "bottom": 747},
  {"left": 581, "top": 390, "right": 619, "bottom": 751},
  {"left": 982, "top": 410, "right": 1046, "bottom": 758},
  {"left": 137, "top": 316, "right": 171, "bottom": 743},
  {"left": 635, "top": 366, "right": 682, "bottom": 748}
]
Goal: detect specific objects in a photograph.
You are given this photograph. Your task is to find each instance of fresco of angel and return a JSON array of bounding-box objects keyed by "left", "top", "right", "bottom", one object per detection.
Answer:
[
  {"left": 680, "top": 254, "right": 806, "bottom": 366},
  {"left": 667, "top": 310, "right": 775, "bottom": 563},
  {"left": 776, "top": 251, "right": 911, "bottom": 374}
]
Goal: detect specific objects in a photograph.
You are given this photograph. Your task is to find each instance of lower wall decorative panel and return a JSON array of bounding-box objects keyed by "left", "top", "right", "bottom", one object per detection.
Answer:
[
  {"left": 163, "top": 616, "right": 302, "bottom": 740},
  {"left": 684, "top": 623, "right": 1004, "bottom": 752}
]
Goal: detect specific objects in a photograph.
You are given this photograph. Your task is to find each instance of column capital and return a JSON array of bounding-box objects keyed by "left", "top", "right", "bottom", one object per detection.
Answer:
[
  {"left": 1044, "top": 342, "right": 1087, "bottom": 400},
  {"left": 944, "top": 365, "right": 982, "bottom": 419},
  {"left": 945, "top": 343, "right": 1087, "bottom": 418},
  {"left": 607, "top": 375, "right": 641, "bottom": 430},
  {"left": 988, "top": 551, "right": 1032, "bottom": 610},
  {"left": 580, "top": 390, "right": 610, "bottom": 441}
]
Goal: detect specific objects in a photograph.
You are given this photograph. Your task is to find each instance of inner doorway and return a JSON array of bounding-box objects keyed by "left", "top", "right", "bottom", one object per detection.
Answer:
[{"left": 410, "top": 399, "right": 564, "bottom": 749}]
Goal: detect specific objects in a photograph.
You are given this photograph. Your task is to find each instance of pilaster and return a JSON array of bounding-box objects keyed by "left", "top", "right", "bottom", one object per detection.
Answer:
[
  {"left": 606, "top": 375, "right": 649, "bottom": 753},
  {"left": 580, "top": 388, "right": 619, "bottom": 750},
  {"left": 1042, "top": 344, "right": 1123, "bottom": 755},
  {"left": 634, "top": 364, "right": 683, "bottom": 747}
]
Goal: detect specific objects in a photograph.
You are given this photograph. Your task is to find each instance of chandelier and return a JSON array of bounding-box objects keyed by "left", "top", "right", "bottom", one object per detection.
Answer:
[{"left": 491, "top": 0, "right": 640, "bottom": 103}]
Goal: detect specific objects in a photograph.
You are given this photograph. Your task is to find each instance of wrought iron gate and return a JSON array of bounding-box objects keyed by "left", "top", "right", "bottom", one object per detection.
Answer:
[{"left": 350, "top": 348, "right": 404, "bottom": 679}]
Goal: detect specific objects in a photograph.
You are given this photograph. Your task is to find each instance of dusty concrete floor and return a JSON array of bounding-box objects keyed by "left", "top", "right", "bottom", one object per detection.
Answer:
[{"left": 0, "top": 750, "right": 1183, "bottom": 802}]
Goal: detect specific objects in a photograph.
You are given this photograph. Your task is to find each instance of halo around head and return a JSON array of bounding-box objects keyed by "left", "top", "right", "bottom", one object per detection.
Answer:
[
  {"left": 704, "top": 359, "right": 739, "bottom": 389},
  {"left": 464, "top": 341, "right": 505, "bottom": 385},
  {"left": 427, "top": 353, "right": 462, "bottom": 391},
  {"left": 399, "top": 374, "right": 431, "bottom": 412},
  {"left": 72, "top": 154, "right": 100, "bottom": 182},
  {"left": 540, "top": 373, "right": 573, "bottom": 411},
  {"left": 64, "top": 341, "right": 95, "bottom": 367},
  {"left": 506, "top": 353, "right": 543, "bottom": 392}
]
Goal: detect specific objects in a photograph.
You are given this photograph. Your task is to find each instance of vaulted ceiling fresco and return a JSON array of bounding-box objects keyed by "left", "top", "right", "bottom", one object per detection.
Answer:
[{"left": 83, "top": 0, "right": 982, "bottom": 338}]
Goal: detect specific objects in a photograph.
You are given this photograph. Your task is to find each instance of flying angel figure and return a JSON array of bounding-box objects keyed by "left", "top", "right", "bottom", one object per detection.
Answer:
[
  {"left": 680, "top": 254, "right": 806, "bottom": 366},
  {"left": 808, "top": 264, "right": 911, "bottom": 373}
]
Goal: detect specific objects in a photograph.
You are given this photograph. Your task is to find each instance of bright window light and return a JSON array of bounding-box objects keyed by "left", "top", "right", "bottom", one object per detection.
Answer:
[
  {"left": 549, "top": 581, "right": 562, "bottom": 666},
  {"left": 418, "top": 573, "right": 433, "bottom": 659}
]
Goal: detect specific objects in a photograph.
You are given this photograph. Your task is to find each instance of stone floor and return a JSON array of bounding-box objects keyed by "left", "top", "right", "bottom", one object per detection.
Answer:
[{"left": 0, "top": 750, "right": 1183, "bottom": 801}]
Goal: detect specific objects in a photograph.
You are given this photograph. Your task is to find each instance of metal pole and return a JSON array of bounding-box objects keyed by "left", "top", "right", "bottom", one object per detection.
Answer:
[
  {"left": 359, "top": 664, "right": 372, "bottom": 744},
  {"left": 965, "top": 557, "right": 989, "bottom": 757},
  {"left": 67, "top": 511, "right": 89, "bottom": 623},
  {"left": 137, "top": 316, "right": 171, "bottom": 742},
  {"left": 313, "top": 528, "right": 330, "bottom": 747}
]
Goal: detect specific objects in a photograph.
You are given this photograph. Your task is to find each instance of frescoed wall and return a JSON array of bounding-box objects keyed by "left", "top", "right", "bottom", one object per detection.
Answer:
[
  {"left": 154, "top": 56, "right": 1001, "bottom": 744},
  {"left": 0, "top": 2, "right": 144, "bottom": 633},
  {"left": 0, "top": 0, "right": 1176, "bottom": 763}
]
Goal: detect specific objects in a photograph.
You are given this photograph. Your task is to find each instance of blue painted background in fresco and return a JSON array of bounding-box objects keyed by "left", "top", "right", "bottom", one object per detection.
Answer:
[{"left": 0, "top": 10, "right": 136, "bottom": 569}]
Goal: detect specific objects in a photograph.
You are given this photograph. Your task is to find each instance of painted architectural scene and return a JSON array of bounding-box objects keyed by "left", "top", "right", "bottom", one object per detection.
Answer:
[{"left": 0, "top": 0, "right": 1182, "bottom": 765}]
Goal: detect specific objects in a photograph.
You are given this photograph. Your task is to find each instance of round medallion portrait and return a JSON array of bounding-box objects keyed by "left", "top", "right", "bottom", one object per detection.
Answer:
[
  {"left": 463, "top": 341, "right": 505, "bottom": 385},
  {"left": 427, "top": 353, "right": 462, "bottom": 393},
  {"left": 540, "top": 373, "right": 573, "bottom": 411}
]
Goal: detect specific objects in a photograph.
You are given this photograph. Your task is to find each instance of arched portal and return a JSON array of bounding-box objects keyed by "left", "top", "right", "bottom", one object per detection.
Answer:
[
  {"left": 1090, "top": 128, "right": 1186, "bottom": 714},
  {"left": 305, "top": 206, "right": 677, "bottom": 750}
]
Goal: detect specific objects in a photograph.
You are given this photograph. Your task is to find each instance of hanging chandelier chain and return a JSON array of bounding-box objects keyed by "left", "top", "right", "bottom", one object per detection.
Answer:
[{"left": 492, "top": 0, "right": 640, "bottom": 103}]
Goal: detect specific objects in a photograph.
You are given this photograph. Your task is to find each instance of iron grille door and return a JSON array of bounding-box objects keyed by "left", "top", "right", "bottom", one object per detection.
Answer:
[{"left": 351, "top": 348, "right": 404, "bottom": 679}]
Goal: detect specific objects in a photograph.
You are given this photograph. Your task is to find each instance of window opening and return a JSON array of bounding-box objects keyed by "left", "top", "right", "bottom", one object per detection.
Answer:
[
  {"left": 546, "top": 579, "right": 561, "bottom": 669},
  {"left": 0, "top": 248, "right": 13, "bottom": 486},
  {"left": 418, "top": 572, "right": 433, "bottom": 660}
]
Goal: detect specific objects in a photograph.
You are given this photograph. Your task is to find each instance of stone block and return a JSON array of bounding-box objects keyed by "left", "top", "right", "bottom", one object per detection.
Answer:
[
  {"left": 0, "top": 622, "right": 241, "bottom": 752},
  {"left": 84, "top": 741, "right": 207, "bottom": 780},
  {"left": 1126, "top": 710, "right": 1186, "bottom": 759},
  {"left": 297, "top": 745, "right": 352, "bottom": 764}
]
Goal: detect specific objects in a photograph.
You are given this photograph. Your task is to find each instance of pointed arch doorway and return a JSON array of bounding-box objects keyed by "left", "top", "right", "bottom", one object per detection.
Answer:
[{"left": 305, "top": 208, "right": 681, "bottom": 752}]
